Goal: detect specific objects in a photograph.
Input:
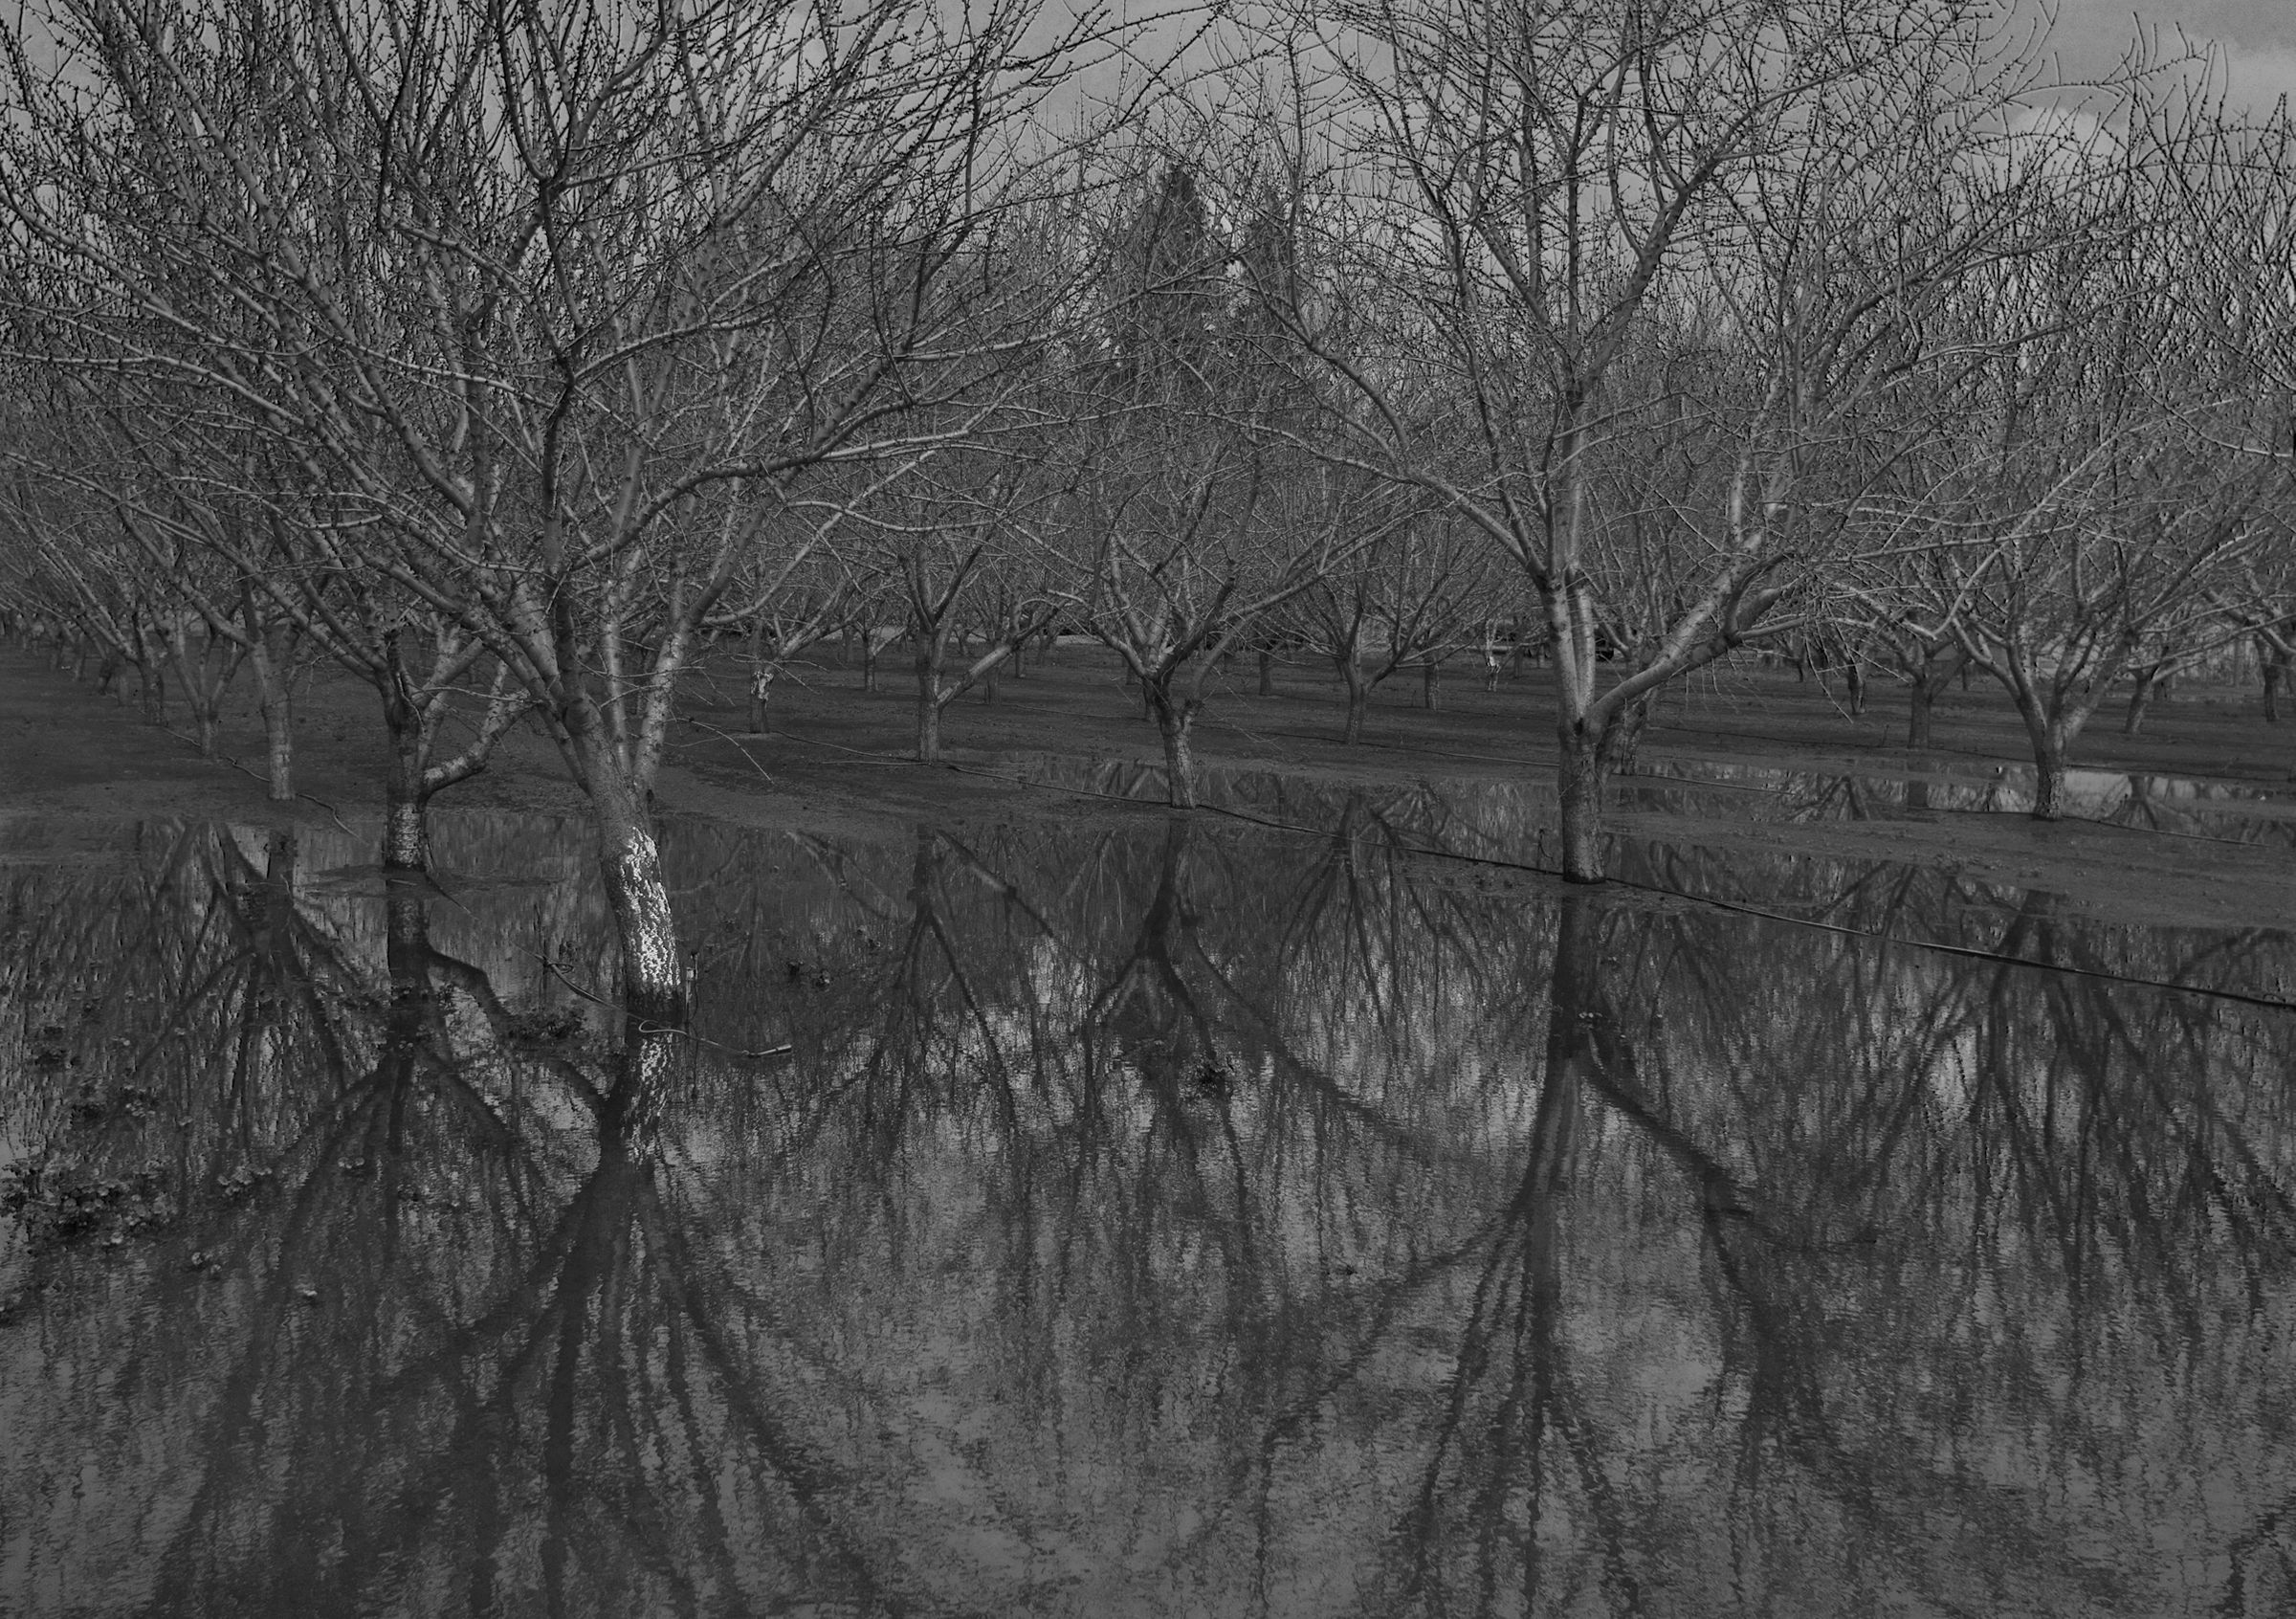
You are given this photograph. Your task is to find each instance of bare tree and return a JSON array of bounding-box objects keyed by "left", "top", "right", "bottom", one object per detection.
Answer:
[
  {"left": 1249, "top": 0, "right": 2070, "bottom": 878},
  {"left": 1050, "top": 160, "right": 1381, "bottom": 806},
  {"left": 861, "top": 444, "right": 1067, "bottom": 762},
  {"left": 1283, "top": 500, "right": 1493, "bottom": 741},
  {"left": 0, "top": 0, "right": 1118, "bottom": 1015},
  {"left": 1878, "top": 84, "right": 2284, "bottom": 817}
]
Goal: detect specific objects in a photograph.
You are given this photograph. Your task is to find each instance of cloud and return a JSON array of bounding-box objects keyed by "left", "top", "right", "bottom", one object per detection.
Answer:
[
  {"left": 2042, "top": 0, "right": 2296, "bottom": 112},
  {"left": 2214, "top": 42, "right": 2296, "bottom": 109}
]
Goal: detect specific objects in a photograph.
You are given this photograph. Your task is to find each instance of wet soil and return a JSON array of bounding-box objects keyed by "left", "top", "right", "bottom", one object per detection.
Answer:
[{"left": 7, "top": 640, "right": 2295, "bottom": 929}]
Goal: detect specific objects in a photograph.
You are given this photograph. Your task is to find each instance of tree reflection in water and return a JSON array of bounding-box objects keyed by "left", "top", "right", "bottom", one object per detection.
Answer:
[{"left": 5, "top": 805, "right": 2296, "bottom": 1615}]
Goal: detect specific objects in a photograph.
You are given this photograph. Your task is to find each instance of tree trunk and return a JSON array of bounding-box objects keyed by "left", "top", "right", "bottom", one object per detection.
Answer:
[
  {"left": 1422, "top": 659, "right": 1442, "bottom": 710},
  {"left": 246, "top": 609, "right": 296, "bottom": 803},
  {"left": 1257, "top": 650, "right": 1273, "bottom": 697},
  {"left": 1556, "top": 724, "right": 1606, "bottom": 883},
  {"left": 2031, "top": 742, "right": 2066, "bottom": 820},
  {"left": 1845, "top": 664, "right": 1866, "bottom": 718},
  {"left": 2122, "top": 664, "right": 2169, "bottom": 736},
  {"left": 1907, "top": 643, "right": 1966, "bottom": 750},
  {"left": 1341, "top": 668, "right": 1367, "bottom": 743},
  {"left": 384, "top": 880, "right": 434, "bottom": 1008},
  {"left": 259, "top": 685, "right": 295, "bottom": 801},
  {"left": 168, "top": 629, "right": 234, "bottom": 760},
  {"left": 138, "top": 662, "right": 165, "bottom": 725},
  {"left": 384, "top": 787, "right": 433, "bottom": 872},
  {"left": 589, "top": 773, "right": 687, "bottom": 1026},
  {"left": 914, "top": 632, "right": 946, "bottom": 762},
  {"left": 916, "top": 691, "right": 943, "bottom": 764},
  {"left": 1908, "top": 678, "right": 1935, "bottom": 750},
  {"left": 862, "top": 632, "right": 879, "bottom": 693},
  {"left": 2122, "top": 676, "right": 2152, "bottom": 736},
  {"left": 747, "top": 667, "right": 772, "bottom": 734},
  {"left": 2015, "top": 704, "right": 2070, "bottom": 820},
  {"left": 1606, "top": 697, "right": 1650, "bottom": 776},
  {"left": 382, "top": 695, "right": 433, "bottom": 871},
  {"left": 556, "top": 684, "right": 689, "bottom": 1022},
  {"left": 1151, "top": 688, "right": 1199, "bottom": 809},
  {"left": 2265, "top": 657, "right": 2285, "bottom": 722}
]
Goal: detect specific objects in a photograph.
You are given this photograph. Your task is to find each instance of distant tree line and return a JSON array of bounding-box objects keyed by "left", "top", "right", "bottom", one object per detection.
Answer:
[{"left": 2, "top": 0, "right": 2292, "bottom": 1012}]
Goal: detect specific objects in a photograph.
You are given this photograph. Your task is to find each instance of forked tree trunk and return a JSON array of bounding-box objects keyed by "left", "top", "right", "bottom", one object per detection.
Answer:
[
  {"left": 2123, "top": 657, "right": 2175, "bottom": 737},
  {"left": 1339, "top": 661, "right": 1367, "bottom": 743},
  {"left": 1990, "top": 644, "right": 2120, "bottom": 824},
  {"left": 166, "top": 627, "right": 241, "bottom": 761},
  {"left": 376, "top": 647, "right": 528, "bottom": 873},
  {"left": 2015, "top": 703, "right": 2072, "bottom": 820},
  {"left": 1149, "top": 685, "right": 1200, "bottom": 809}
]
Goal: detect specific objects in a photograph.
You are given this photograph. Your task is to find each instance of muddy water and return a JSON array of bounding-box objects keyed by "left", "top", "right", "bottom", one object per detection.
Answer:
[{"left": 5, "top": 806, "right": 2296, "bottom": 1617}]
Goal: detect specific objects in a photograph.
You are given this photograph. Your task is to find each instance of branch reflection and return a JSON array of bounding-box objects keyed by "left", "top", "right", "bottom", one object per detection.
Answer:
[{"left": 6, "top": 805, "right": 2296, "bottom": 1615}]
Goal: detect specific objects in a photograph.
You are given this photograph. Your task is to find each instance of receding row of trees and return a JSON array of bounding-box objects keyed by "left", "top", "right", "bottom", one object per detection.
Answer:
[{"left": 2, "top": 0, "right": 2293, "bottom": 1015}]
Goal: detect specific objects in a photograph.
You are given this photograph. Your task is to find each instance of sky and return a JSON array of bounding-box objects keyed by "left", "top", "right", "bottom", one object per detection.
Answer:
[
  {"left": 2021, "top": 0, "right": 2296, "bottom": 109},
  {"left": 1058, "top": 2, "right": 2296, "bottom": 125}
]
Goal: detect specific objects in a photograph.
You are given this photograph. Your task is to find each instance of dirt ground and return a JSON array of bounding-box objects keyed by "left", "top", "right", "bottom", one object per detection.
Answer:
[{"left": 6, "top": 637, "right": 2296, "bottom": 931}]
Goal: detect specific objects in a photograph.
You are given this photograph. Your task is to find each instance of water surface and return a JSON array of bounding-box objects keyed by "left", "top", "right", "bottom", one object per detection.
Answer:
[{"left": 5, "top": 805, "right": 2295, "bottom": 1616}]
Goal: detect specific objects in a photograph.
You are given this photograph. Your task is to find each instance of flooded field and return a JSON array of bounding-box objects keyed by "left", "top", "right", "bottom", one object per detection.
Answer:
[{"left": 6, "top": 799, "right": 2296, "bottom": 1616}]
